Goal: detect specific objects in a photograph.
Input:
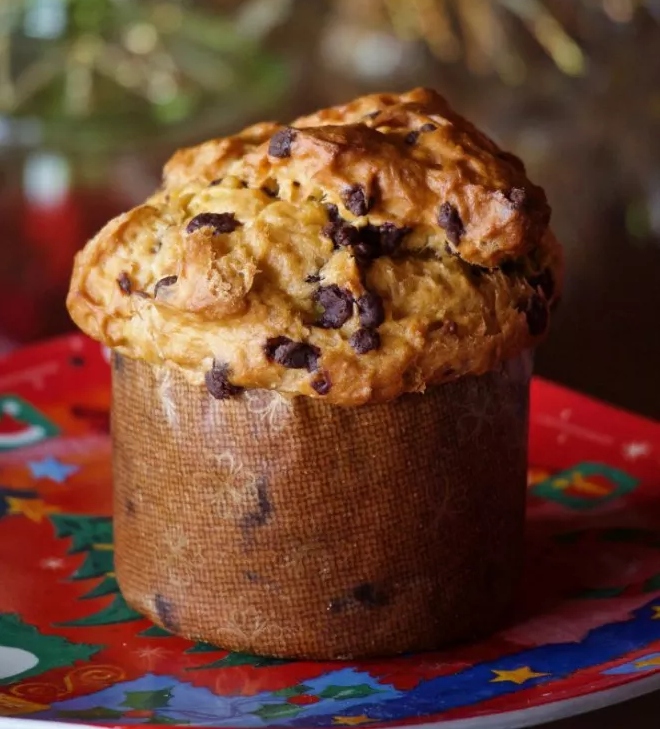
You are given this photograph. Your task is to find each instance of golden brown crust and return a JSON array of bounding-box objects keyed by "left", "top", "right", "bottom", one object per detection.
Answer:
[{"left": 67, "top": 88, "right": 562, "bottom": 406}]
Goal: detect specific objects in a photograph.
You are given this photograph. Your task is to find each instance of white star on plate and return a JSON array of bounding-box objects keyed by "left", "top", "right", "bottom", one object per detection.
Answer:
[
  {"left": 40, "top": 557, "right": 65, "bottom": 570},
  {"left": 135, "top": 646, "right": 171, "bottom": 669},
  {"left": 622, "top": 441, "right": 652, "bottom": 461}
]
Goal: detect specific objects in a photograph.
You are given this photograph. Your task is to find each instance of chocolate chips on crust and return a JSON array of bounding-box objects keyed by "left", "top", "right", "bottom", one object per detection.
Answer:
[
  {"left": 356, "top": 292, "right": 384, "bottom": 329},
  {"left": 404, "top": 122, "right": 437, "bottom": 145},
  {"left": 265, "top": 337, "right": 320, "bottom": 372},
  {"left": 342, "top": 184, "right": 370, "bottom": 217},
  {"left": 205, "top": 361, "right": 243, "bottom": 400},
  {"left": 323, "top": 221, "right": 360, "bottom": 249},
  {"left": 376, "top": 222, "right": 412, "bottom": 256},
  {"left": 437, "top": 202, "right": 464, "bottom": 246},
  {"left": 350, "top": 328, "right": 381, "bottom": 354},
  {"left": 311, "top": 372, "right": 332, "bottom": 395},
  {"left": 154, "top": 275, "right": 178, "bottom": 298},
  {"left": 314, "top": 285, "right": 353, "bottom": 329},
  {"left": 117, "top": 272, "right": 132, "bottom": 295},
  {"left": 186, "top": 212, "right": 240, "bottom": 235},
  {"left": 268, "top": 127, "right": 296, "bottom": 158}
]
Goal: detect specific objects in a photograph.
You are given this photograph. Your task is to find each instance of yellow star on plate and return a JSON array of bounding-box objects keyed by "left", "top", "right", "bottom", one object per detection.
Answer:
[
  {"left": 7, "top": 497, "right": 60, "bottom": 523},
  {"left": 650, "top": 606, "right": 660, "bottom": 620},
  {"left": 490, "top": 666, "right": 548, "bottom": 684},
  {"left": 333, "top": 715, "right": 373, "bottom": 726},
  {"left": 635, "top": 655, "right": 660, "bottom": 669}
]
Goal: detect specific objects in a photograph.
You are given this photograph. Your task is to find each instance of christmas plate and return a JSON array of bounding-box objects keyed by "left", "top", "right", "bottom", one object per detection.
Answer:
[{"left": 1, "top": 335, "right": 660, "bottom": 729}]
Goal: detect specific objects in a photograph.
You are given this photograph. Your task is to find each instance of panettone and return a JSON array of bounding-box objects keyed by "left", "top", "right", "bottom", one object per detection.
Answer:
[{"left": 67, "top": 88, "right": 562, "bottom": 658}]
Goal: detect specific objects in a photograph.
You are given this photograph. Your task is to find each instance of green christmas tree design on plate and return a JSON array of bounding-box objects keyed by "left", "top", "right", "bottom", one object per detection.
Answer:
[
  {"left": 0, "top": 614, "right": 101, "bottom": 684},
  {"left": 40, "top": 669, "right": 397, "bottom": 726},
  {"left": 50, "top": 514, "right": 142, "bottom": 626},
  {"left": 58, "top": 686, "right": 187, "bottom": 725}
]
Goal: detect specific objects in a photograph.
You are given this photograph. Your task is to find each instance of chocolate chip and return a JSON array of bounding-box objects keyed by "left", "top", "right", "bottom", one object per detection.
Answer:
[
  {"left": 378, "top": 222, "right": 412, "bottom": 256},
  {"left": 342, "top": 184, "right": 370, "bottom": 217},
  {"left": 508, "top": 187, "right": 527, "bottom": 210},
  {"left": 241, "top": 477, "right": 272, "bottom": 529},
  {"left": 305, "top": 273, "right": 321, "bottom": 284},
  {"left": 323, "top": 221, "right": 360, "bottom": 249},
  {"left": 349, "top": 328, "right": 380, "bottom": 354},
  {"left": 352, "top": 239, "right": 378, "bottom": 263},
  {"left": 260, "top": 184, "right": 278, "bottom": 198},
  {"left": 209, "top": 178, "right": 222, "bottom": 186},
  {"left": 353, "top": 583, "right": 388, "bottom": 607},
  {"left": 154, "top": 594, "right": 178, "bottom": 632},
  {"left": 311, "top": 372, "right": 332, "bottom": 395},
  {"left": 314, "top": 285, "right": 353, "bottom": 329},
  {"left": 265, "top": 337, "right": 320, "bottom": 371},
  {"left": 437, "top": 202, "right": 464, "bottom": 245},
  {"left": 517, "top": 294, "right": 548, "bottom": 336},
  {"left": 527, "top": 268, "right": 555, "bottom": 300},
  {"left": 405, "top": 123, "right": 436, "bottom": 145},
  {"left": 186, "top": 212, "right": 240, "bottom": 235},
  {"left": 117, "top": 272, "right": 132, "bottom": 295},
  {"left": 154, "top": 275, "right": 178, "bottom": 298},
  {"left": 341, "top": 226, "right": 367, "bottom": 251},
  {"left": 356, "top": 223, "right": 409, "bottom": 261},
  {"left": 322, "top": 222, "right": 337, "bottom": 242},
  {"left": 325, "top": 219, "right": 410, "bottom": 260},
  {"left": 357, "top": 292, "right": 385, "bottom": 328},
  {"left": 205, "top": 361, "right": 243, "bottom": 400},
  {"left": 326, "top": 203, "right": 341, "bottom": 223},
  {"left": 268, "top": 127, "right": 296, "bottom": 158}
]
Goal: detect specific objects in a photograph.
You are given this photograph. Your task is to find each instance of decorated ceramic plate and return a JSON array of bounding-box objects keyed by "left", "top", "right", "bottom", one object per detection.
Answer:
[{"left": 1, "top": 335, "right": 660, "bottom": 729}]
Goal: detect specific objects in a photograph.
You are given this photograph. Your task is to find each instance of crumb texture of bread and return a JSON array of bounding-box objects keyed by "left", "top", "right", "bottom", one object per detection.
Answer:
[{"left": 67, "top": 88, "right": 562, "bottom": 405}]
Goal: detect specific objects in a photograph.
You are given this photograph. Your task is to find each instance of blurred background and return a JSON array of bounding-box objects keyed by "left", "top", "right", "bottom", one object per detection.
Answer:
[{"left": 0, "top": 0, "right": 659, "bottom": 416}]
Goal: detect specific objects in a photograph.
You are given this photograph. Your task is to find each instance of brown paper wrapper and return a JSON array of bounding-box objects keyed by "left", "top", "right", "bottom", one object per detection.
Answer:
[{"left": 111, "top": 353, "right": 532, "bottom": 659}]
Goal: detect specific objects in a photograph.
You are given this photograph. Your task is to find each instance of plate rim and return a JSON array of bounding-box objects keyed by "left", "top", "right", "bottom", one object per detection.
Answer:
[
  {"left": 379, "top": 671, "right": 660, "bottom": 729},
  {"left": 3, "top": 672, "right": 660, "bottom": 729}
]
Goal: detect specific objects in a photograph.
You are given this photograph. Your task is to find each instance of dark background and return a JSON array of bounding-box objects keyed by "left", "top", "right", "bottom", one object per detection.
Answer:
[{"left": 1, "top": 0, "right": 659, "bottom": 418}]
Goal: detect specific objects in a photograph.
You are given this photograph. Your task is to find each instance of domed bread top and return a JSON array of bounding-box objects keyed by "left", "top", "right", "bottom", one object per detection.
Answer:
[{"left": 67, "top": 87, "right": 562, "bottom": 406}]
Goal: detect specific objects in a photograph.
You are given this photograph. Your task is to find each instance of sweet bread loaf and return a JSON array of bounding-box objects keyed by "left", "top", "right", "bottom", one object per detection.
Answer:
[{"left": 68, "top": 88, "right": 562, "bottom": 657}]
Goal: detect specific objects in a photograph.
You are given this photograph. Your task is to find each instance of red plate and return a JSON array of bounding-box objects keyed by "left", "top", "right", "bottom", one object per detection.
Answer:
[{"left": 1, "top": 335, "right": 660, "bottom": 729}]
